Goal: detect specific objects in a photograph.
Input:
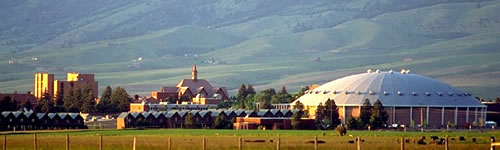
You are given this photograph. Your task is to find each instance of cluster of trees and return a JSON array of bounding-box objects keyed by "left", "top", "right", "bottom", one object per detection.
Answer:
[
  {"left": 315, "top": 99, "right": 341, "bottom": 130},
  {"left": 225, "top": 83, "right": 309, "bottom": 110},
  {"left": 94, "top": 86, "right": 131, "bottom": 113},
  {"left": 0, "top": 96, "right": 32, "bottom": 112},
  {"left": 1, "top": 85, "right": 131, "bottom": 114},
  {"left": 346, "top": 99, "right": 388, "bottom": 130}
]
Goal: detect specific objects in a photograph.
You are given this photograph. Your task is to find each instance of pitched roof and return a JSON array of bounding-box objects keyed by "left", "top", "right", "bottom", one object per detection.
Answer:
[
  {"left": 257, "top": 109, "right": 270, "bottom": 116},
  {"left": 68, "top": 113, "right": 80, "bottom": 119},
  {"left": 177, "top": 79, "right": 215, "bottom": 96},
  {"left": 165, "top": 111, "right": 178, "bottom": 118},
  {"left": 47, "top": 113, "right": 57, "bottom": 119},
  {"left": 161, "top": 87, "right": 179, "bottom": 93},
  {"left": 1, "top": 111, "right": 11, "bottom": 117},
  {"left": 37, "top": 113, "right": 46, "bottom": 119},
  {"left": 152, "top": 112, "right": 163, "bottom": 118},
  {"left": 58, "top": 113, "right": 68, "bottom": 119},
  {"left": 118, "top": 112, "right": 128, "bottom": 119}
]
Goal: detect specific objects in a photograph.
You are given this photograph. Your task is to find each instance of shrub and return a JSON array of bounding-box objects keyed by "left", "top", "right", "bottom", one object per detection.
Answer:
[{"left": 335, "top": 125, "right": 347, "bottom": 136}]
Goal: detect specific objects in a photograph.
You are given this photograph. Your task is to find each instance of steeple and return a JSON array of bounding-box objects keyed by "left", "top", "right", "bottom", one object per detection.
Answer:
[{"left": 191, "top": 64, "right": 198, "bottom": 81}]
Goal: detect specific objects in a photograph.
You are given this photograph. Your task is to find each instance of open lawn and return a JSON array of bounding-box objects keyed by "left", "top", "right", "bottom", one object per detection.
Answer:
[{"left": 1, "top": 129, "right": 499, "bottom": 150}]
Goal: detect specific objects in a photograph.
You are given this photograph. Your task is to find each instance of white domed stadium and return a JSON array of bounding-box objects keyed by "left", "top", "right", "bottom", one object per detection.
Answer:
[{"left": 292, "top": 69, "right": 486, "bottom": 128}]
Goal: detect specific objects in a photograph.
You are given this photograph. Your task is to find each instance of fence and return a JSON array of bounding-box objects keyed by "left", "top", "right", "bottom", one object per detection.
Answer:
[{"left": 0, "top": 134, "right": 491, "bottom": 150}]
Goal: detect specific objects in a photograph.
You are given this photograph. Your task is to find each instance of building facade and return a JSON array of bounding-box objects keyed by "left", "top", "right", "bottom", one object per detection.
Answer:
[{"left": 34, "top": 72, "right": 98, "bottom": 100}]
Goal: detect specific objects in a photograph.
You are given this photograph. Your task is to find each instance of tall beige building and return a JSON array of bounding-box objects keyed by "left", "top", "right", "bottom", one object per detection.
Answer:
[
  {"left": 34, "top": 73, "right": 54, "bottom": 99},
  {"left": 34, "top": 72, "right": 98, "bottom": 100}
]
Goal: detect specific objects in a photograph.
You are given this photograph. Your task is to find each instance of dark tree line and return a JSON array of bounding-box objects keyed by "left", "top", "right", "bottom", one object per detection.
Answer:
[
  {"left": 346, "top": 99, "right": 388, "bottom": 130},
  {"left": 0, "top": 85, "right": 131, "bottom": 113},
  {"left": 225, "top": 83, "right": 298, "bottom": 110}
]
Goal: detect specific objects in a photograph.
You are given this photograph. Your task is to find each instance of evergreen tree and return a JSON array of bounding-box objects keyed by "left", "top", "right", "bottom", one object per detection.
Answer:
[
  {"left": 244, "top": 94, "right": 256, "bottom": 110},
  {"left": 294, "top": 86, "right": 309, "bottom": 99},
  {"left": 325, "top": 99, "right": 341, "bottom": 127},
  {"left": 291, "top": 110, "right": 302, "bottom": 129},
  {"left": 236, "top": 83, "right": 248, "bottom": 100},
  {"left": 63, "top": 88, "right": 78, "bottom": 112},
  {"left": 346, "top": 116, "right": 358, "bottom": 129},
  {"left": 0, "top": 96, "right": 17, "bottom": 112},
  {"left": 359, "top": 99, "right": 372, "bottom": 128},
  {"left": 36, "top": 93, "right": 54, "bottom": 113},
  {"left": 80, "top": 85, "right": 95, "bottom": 113},
  {"left": 111, "top": 86, "right": 131, "bottom": 112},
  {"left": 21, "top": 100, "right": 33, "bottom": 111},
  {"left": 55, "top": 90, "right": 64, "bottom": 106},
  {"left": 279, "top": 86, "right": 288, "bottom": 95},
  {"left": 369, "top": 99, "right": 388, "bottom": 129},
  {"left": 96, "top": 86, "right": 112, "bottom": 113},
  {"left": 247, "top": 84, "right": 256, "bottom": 95}
]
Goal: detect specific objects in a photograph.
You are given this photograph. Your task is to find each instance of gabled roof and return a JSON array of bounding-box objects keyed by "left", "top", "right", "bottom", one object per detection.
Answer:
[
  {"left": 118, "top": 112, "right": 128, "bottom": 119},
  {"left": 152, "top": 112, "right": 163, "bottom": 118},
  {"left": 141, "top": 112, "right": 151, "bottom": 118},
  {"left": 199, "top": 110, "right": 211, "bottom": 118},
  {"left": 257, "top": 109, "right": 270, "bottom": 116},
  {"left": 37, "top": 113, "right": 46, "bottom": 119},
  {"left": 177, "top": 110, "right": 189, "bottom": 117},
  {"left": 2, "top": 111, "right": 12, "bottom": 117},
  {"left": 11, "top": 111, "right": 22, "bottom": 118},
  {"left": 189, "top": 110, "right": 200, "bottom": 116},
  {"left": 24, "top": 112, "right": 34, "bottom": 118},
  {"left": 165, "top": 111, "right": 178, "bottom": 118},
  {"left": 58, "top": 113, "right": 68, "bottom": 119},
  {"left": 130, "top": 112, "right": 140, "bottom": 118},
  {"left": 161, "top": 87, "right": 179, "bottom": 93},
  {"left": 281, "top": 109, "right": 290, "bottom": 115},
  {"left": 234, "top": 110, "right": 245, "bottom": 116},
  {"left": 269, "top": 109, "right": 281, "bottom": 116},
  {"left": 47, "top": 113, "right": 57, "bottom": 119},
  {"left": 177, "top": 79, "right": 215, "bottom": 97},
  {"left": 68, "top": 113, "right": 80, "bottom": 119},
  {"left": 223, "top": 110, "right": 235, "bottom": 116}
]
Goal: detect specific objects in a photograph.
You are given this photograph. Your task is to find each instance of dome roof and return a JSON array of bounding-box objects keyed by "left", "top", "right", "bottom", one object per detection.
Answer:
[{"left": 293, "top": 71, "right": 485, "bottom": 107}]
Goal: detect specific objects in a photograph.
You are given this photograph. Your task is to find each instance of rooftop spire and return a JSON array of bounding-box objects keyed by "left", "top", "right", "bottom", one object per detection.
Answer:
[{"left": 192, "top": 64, "right": 198, "bottom": 81}]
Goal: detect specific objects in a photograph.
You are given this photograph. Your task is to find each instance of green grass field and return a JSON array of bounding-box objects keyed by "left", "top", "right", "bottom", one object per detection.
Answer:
[{"left": 1, "top": 129, "right": 499, "bottom": 150}]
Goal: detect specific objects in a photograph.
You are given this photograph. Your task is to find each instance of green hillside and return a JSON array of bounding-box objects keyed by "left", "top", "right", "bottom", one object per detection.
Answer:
[{"left": 0, "top": 0, "right": 499, "bottom": 99}]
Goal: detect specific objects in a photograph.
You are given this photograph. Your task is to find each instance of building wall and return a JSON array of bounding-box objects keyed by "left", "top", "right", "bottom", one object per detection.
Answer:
[
  {"left": 130, "top": 104, "right": 148, "bottom": 112},
  {"left": 34, "top": 73, "right": 54, "bottom": 99}
]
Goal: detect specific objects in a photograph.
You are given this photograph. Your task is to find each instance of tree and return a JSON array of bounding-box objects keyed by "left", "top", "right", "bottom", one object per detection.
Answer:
[
  {"left": 236, "top": 83, "right": 248, "bottom": 100},
  {"left": 21, "top": 100, "right": 33, "bottom": 111},
  {"left": 63, "top": 88, "right": 78, "bottom": 112},
  {"left": 293, "top": 86, "right": 309, "bottom": 99},
  {"left": 293, "top": 101, "right": 304, "bottom": 110},
  {"left": 184, "top": 113, "right": 195, "bottom": 128},
  {"left": 36, "top": 93, "right": 54, "bottom": 113},
  {"left": 335, "top": 125, "right": 347, "bottom": 136},
  {"left": 0, "top": 96, "right": 18, "bottom": 112},
  {"left": 247, "top": 84, "right": 256, "bottom": 95},
  {"left": 80, "top": 85, "right": 95, "bottom": 113},
  {"left": 96, "top": 86, "right": 113, "bottom": 113},
  {"left": 279, "top": 86, "right": 288, "bottom": 95},
  {"left": 291, "top": 110, "right": 303, "bottom": 129},
  {"left": 111, "top": 86, "right": 131, "bottom": 112},
  {"left": 55, "top": 89, "right": 64, "bottom": 106},
  {"left": 359, "top": 99, "right": 372, "bottom": 128},
  {"left": 325, "top": 99, "right": 341, "bottom": 128},
  {"left": 346, "top": 116, "right": 358, "bottom": 129},
  {"left": 369, "top": 99, "right": 388, "bottom": 129}
]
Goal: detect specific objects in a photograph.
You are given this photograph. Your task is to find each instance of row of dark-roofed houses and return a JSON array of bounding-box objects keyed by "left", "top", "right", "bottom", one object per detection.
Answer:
[
  {"left": 117, "top": 109, "right": 299, "bottom": 129},
  {"left": 0, "top": 111, "right": 85, "bottom": 131}
]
